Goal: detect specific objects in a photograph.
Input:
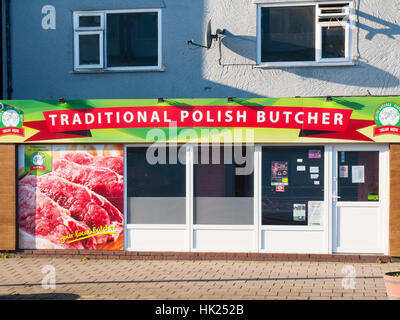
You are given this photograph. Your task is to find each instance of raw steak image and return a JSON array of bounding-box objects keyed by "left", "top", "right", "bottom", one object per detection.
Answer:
[
  {"left": 18, "top": 144, "right": 124, "bottom": 250},
  {"left": 53, "top": 159, "right": 124, "bottom": 212},
  {"left": 18, "top": 184, "right": 96, "bottom": 250},
  {"left": 64, "top": 151, "right": 123, "bottom": 175},
  {"left": 20, "top": 174, "right": 123, "bottom": 244}
]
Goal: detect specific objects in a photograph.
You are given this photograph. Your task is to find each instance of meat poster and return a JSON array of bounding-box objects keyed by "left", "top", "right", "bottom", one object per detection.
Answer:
[{"left": 18, "top": 144, "right": 124, "bottom": 250}]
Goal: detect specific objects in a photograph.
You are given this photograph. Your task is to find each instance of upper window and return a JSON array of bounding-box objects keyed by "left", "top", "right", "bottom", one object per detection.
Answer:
[
  {"left": 73, "top": 9, "right": 162, "bottom": 71},
  {"left": 257, "top": 2, "right": 352, "bottom": 67}
]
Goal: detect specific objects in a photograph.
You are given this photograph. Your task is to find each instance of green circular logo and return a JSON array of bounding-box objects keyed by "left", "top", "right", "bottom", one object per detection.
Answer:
[
  {"left": 31, "top": 152, "right": 46, "bottom": 166},
  {"left": 375, "top": 102, "right": 400, "bottom": 127},
  {"left": 0, "top": 105, "right": 24, "bottom": 128}
]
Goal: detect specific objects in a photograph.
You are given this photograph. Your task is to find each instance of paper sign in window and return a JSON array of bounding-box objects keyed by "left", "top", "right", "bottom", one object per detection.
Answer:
[
  {"left": 368, "top": 194, "right": 379, "bottom": 201},
  {"left": 293, "top": 204, "right": 306, "bottom": 222},
  {"left": 352, "top": 165, "right": 365, "bottom": 184},
  {"left": 308, "top": 150, "right": 321, "bottom": 159},
  {"left": 308, "top": 201, "right": 323, "bottom": 226},
  {"left": 310, "top": 166, "right": 319, "bottom": 173},
  {"left": 339, "top": 165, "right": 348, "bottom": 178},
  {"left": 271, "top": 161, "right": 289, "bottom": 186}
]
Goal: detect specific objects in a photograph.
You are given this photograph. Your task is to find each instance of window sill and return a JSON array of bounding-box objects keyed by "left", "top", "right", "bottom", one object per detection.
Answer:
[
  {"left": 260, "top": 225, "right": 325, "bottom": 232},
  {"left": 71, "top": 65, "right": 167, "bottom": 74},
  {"left": 254, "top": 60, "right": 356, "bottom": 69}
]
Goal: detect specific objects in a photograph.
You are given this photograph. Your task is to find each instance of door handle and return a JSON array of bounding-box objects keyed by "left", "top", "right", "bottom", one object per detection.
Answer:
[{"left": 333, "top": 195, "right": 341, "bottom": 199}]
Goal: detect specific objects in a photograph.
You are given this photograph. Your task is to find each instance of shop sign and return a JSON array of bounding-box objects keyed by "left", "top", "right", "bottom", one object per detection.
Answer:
[
  {"left": 1, "top": 97, "right": 400, "bottom": 143},
  {"left": 374, "top": 102, "right": 400, "bottom": 136},
  {"left": 0, "top": 104, "right": 24, "bottom": 136},
  {"left": 24, "top": 145, "right": 52, "bottom": 176}
]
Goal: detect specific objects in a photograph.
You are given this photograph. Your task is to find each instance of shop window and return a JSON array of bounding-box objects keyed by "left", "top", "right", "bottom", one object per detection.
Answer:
[
  {"left": 126, "top": 147, "right": 186, "bottom": 224},
  {"left": 257, "top": 2, "right": 352, "bottom": 67},
  {"left": 73, "top": 9, "right": 161, "bottom": 71},
  {"left": 337, "top": 151, "right": 379, "bottom": 202},
  {"left": 194, "top": 146, "right": 254, "bottom": 225},
  {"left": 262, "top": 146, "right": 324, "bottom": 226}
]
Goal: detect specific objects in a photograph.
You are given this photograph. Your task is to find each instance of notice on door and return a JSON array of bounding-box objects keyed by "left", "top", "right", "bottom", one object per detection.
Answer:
[
  {"left": 308, "top": 201, "right": 324, "bottom": 226},
  {"left": 352, "top": 165, "right": 365, "bottom": 183},
  {"left": 339, "top": 165, "right": 348, "bottom": 178}
]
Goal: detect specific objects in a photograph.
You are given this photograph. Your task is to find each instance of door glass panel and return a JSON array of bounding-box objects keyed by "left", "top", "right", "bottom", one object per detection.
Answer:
[
  {"left": 262, "top": 146, "right": 324, "bottom": 225},
  {"left": 194, "top": 146, "right": 254, "bottom": 225},
  {"left": 126, "top": 147, "right": 186, "bottom": 224},
  {"left": 337, "top": 151, "right": 379, "bottom": 202}
]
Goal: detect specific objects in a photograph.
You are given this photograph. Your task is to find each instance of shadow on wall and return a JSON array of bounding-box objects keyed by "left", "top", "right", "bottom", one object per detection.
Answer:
[
  {"left": 357, "top": 8, "right": 400, "bottom": 40},
  {"left": 218, "top": 31, "right": 256, "bottom": 64},
  {"left": 288, "top": 62, "right": 399, "bottom": 88}
]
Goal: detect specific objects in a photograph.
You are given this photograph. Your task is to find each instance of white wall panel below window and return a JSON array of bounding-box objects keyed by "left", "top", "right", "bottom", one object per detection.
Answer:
[
  {"left": 127, "top": 228, "right": 189, "bottom": 251},
  {"left": 261, "top": 230, "right": 327, "bottom": 254},
  {"left": 193, "top": 229, "right": 256, "bottom": 252}
]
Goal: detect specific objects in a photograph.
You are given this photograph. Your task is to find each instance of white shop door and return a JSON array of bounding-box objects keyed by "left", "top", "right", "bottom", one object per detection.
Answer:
[{"left": 332, "top": 145, "right": 388, "bottom": 254}]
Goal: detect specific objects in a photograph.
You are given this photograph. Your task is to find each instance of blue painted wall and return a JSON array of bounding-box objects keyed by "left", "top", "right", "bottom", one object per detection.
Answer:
[{"left": 7, "top": 0, "right": 400, "bottom": 99}]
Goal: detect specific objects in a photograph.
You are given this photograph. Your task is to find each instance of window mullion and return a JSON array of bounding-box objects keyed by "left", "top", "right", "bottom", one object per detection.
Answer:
[
  {"left": 103, "top": 13, "right": 107, "bottom": 70},
  {"left": 315, "top": 4, "right": 321, "bottom": 62},
  {"left": 99, "top": 30, "right": 104, "bottom": 69}
]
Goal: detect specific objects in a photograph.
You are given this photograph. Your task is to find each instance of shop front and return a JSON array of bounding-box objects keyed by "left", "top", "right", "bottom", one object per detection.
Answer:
[
  {"left": 0, "top": 97, "right": 398, "bottom": 256},
  {"left": 124, "top": 144, "right": 388, "bottom": 254}
]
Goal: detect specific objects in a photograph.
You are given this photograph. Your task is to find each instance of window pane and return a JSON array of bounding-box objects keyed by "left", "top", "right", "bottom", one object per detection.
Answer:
[
  {"left": 194, "top": 146, "right": 254, "bottom": 225},
  {"left": 261, "top": 6, "right": 315, "bottom": 62},
  {"left": 79, "top": 15, "right": 101, "bottom": 28},
  {"left": 337, "top": 151, "right": 379, "bottom": 202},
  {"left": 322, "top": 26, "right": 345, "bottom": 58},
  {"left": 79, "top": 34, "right": 100, "bottom": 65},
  {"left": 126, "top": 147, "right": 186, "bottom": 224},
  {"left": 107, "top": 12, "right": 158, "bottom": 67},
  {"left": 262, "top": 147, "right": 324, "bottom": 225}
]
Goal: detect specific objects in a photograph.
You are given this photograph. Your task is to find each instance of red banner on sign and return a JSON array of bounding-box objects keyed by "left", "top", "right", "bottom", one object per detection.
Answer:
[
  {"left": 30, "top": 165, "right": 46, "bottom": 171},
  {"left": 0, "top": 127, "right": 24, "bottom": 136},
  {"left": 374, "top": 126, "right": 400, "bottom": 136},
  {"left": 22, "top": 105, "right": 377, "bottom": 142},
  {"left": 40, "top": 106, "right": 352, "bottom": 132}
]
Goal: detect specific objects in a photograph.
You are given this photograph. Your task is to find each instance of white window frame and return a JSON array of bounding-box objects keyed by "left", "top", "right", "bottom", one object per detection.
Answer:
[
  {"left": 74, "top": 31, "right": 104, "bottom": 70},
  {"left": 73, "top": 9, "right": 162, "bottom": 72},
  {"left": 256, "top": 1, "right": 353, "bottom": 68}
]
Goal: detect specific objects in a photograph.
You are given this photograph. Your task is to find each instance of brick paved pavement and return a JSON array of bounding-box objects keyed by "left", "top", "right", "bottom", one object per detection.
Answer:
[{"left": 0, "top": 257, "right": 397, "bottom": 300}]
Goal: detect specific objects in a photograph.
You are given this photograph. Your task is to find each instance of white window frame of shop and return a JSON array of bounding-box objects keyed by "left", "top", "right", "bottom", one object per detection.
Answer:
[
  {"left": 124, "top": 144, "right": 259, "bottom": 253},
  {"left": 123, "top": 144, "right": 191, "bottom": 252},
  {"left": 73, "top": 9, "right": 162, "bottom": 72},
  {"left": 123, "top": 144, "right": 389, "bottom": 254},
  {"left": 331, "top": 144, "right": 389, "bottom": 255},
  {"left": 258, "top": 144, "right": 331, "bottom": 254},
  {"left": 191, "top": 145, "right": 259, "bottom": 253},
  {"left": 256, "top": 1, "right": 354, "bottom": 68}
]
